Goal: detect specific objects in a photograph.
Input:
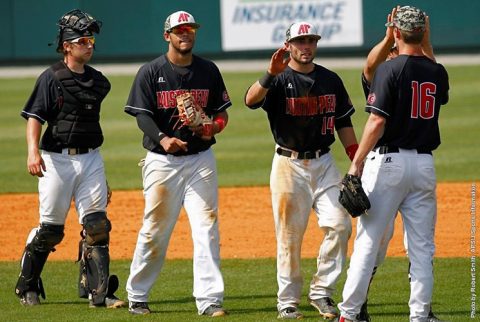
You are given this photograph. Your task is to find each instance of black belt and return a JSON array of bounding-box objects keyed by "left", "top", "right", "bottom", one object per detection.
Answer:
[
  {"left": 66, "top": 148, "right": 93, "bottom": 155},
  {"left": 376, "top": 146, "right": 432, "bottom": 155},
  {"left": 276, "top": 147, "right": 329, "bottom": 160},
  {"left": 48, "top": 148, "right": 94, "bottom": 155}
]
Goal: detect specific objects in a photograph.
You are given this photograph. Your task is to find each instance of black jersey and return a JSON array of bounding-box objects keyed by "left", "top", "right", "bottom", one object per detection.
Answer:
[
  {"left": 250, "top": 65, "right": 354, "bottom": 152},
  {"left": 21, "top": 62, "right": 109, "bottom": 152},
  {"left": 366, "top": 55, "right": 449, "bottom": 151},
  {"left": 124, "top": 54, "right": 232, "bottom": 155}
]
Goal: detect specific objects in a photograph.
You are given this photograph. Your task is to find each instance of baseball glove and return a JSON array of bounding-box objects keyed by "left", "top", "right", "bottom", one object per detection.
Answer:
[
  {"left": 339, "top": 174, "right": 371, "bottom": 217},
  {"left": 175, "top": 92, "right": 213, "bottom": 138}
]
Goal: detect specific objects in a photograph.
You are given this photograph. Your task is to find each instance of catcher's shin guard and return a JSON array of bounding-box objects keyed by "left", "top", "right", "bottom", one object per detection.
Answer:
[
  {"left": 15, "top": 224, "right": 64, "bottom": 298},
  {"left": 78, "top": 212, "right": 112, "bottom": 305}
]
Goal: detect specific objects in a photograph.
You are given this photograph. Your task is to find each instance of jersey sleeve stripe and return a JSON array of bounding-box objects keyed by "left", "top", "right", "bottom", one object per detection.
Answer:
[
  {"left": 124, "top": 105, "right": 154, "bottom": 115},
  {"left": 217, "top": 101, "right": 232, "bottom": 112},
  {"left": 21, "top": 111, "right": 46, "bottom": 123},
  {"left": 336, "top": 106, "right": 354, "bottom": 119},
  {"left": 366, "top": 105, "right": 390, "bottom": 117}
]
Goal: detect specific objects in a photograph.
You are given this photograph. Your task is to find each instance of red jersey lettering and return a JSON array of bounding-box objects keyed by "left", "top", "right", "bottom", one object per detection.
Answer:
[
  {"left": 286, "top": 94, "right": 336, "bottom": 116},
  {"left": 156, "top": 89, "right": 210, "bottom": 109}
]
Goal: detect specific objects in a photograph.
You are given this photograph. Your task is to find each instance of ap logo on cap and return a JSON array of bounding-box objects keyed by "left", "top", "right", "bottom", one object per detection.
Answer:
[
  {"left": 164, "top": 10, "right": 200, "bottom": 32},
  {"left": 286, "top": 22, "right": 321, "bottom": 42}
]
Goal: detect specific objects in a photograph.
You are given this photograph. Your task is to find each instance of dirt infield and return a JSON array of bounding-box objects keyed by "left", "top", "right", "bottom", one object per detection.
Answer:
[{"left": 1, "top": 182, "right": 474, "bottom": 261}]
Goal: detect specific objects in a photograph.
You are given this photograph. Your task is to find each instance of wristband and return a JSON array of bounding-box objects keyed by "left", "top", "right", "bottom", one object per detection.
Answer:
[
  {"left": 345, "top": 144, "right": 359, "bottom": 161},
  {"left": 258, "top": 72, "right": 275, "bottom": 89},
  {"left": 213, "top": 114, "right": 227, "bottom": 134}
]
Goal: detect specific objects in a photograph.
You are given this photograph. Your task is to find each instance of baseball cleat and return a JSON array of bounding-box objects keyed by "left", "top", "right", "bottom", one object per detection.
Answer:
[
  {"left": 308, "top": 297, "right": 338, "bottom": 319},
  {"left": 202, "top": 304, "right": 228, "bottom": 317},
  {"left": 427, "top": 310, "right": 449, "bottom": 322},
  {"left": 128, "top": 301, "right": 151, "bottom": 315},
  {"left": 20, "top": 291, "right": 40, "bottom": 306},
  {"left": 356, "top": 301, "right": 370, "bottom": 322},
  {"left": 277, "top": 306, "right": 304, "bottom": 319}
]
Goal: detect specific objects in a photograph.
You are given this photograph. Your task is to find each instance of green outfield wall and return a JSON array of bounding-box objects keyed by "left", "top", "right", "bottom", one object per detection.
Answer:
[{"left": 1, "top": 0, "right": 478, "bottom": 64}]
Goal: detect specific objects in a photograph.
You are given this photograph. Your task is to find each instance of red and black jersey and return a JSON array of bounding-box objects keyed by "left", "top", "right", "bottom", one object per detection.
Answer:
[
  {"left": 248, "top": 65, "right": 354, "bottom": 152},
  {"left": 366, "top": 55, "right": 449, "bottom": 151},
  {"left": 124, "top": 54, "right": 232, "bottom": 155}
]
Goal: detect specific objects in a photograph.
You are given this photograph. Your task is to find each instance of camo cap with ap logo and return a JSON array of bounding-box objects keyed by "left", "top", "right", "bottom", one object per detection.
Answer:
[
  {"left": 164, "top": 11, "right": 200, "bottom": 32},
  {"left": 286, "top": 22, "right": 321, "bottom": 42},
  {"left": 386, "top": 6, "right": 426, "bottom": 32}
]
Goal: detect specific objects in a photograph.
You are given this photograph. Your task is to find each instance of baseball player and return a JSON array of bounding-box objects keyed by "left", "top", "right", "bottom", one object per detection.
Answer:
[
  {"left": 15, "top": 9, "right": 125, "bottom": 309},
  {"left": 124, "top": 10, "right": 231, "bottom": 317},
  {"left": 357, "top": 7, "right": 441, "bottom": 322},
  {"left": 245, "top": 22, "right": 358, "bottom": 320},
  {"left": 338, "top": 6, "right": 449, "bottom": 322}
]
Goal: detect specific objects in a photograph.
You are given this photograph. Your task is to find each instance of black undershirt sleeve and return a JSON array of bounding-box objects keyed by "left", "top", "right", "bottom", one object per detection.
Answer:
[
  {"left": 335, "top": 115, "right": 353, "bottom": 130},
  {"left": 136, "top": 113, "right": 166, "bottom": 143}
]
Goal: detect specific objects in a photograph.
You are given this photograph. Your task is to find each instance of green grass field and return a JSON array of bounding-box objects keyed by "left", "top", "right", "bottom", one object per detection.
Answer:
[
  {"left": 0, "top": 258, "right": 474, "bottom": 321},
  {"left": 1, "top": 64, "right": 478, "bottom": 321}
]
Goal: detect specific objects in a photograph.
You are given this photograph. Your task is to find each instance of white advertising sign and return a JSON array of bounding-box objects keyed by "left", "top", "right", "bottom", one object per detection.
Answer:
[{"left": 220, "top": 0, "right": 363, "bottom": 51}]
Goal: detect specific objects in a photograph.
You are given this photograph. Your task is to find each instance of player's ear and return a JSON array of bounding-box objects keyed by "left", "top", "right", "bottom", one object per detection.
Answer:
[
  {"left": 63, "top": 41, "right": 71, "bottom": 54},
  {"left": 163, "top": 31, "right": 170, "bottom": 42}
]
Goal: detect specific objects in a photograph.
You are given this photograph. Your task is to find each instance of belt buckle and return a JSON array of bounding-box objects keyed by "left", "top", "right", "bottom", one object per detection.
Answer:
[
  {"left": 68, "top": 148, "right": 77, "bottom": 155},
  {"left": 303, "top": 151, "right": 314, "bottom": 159}
]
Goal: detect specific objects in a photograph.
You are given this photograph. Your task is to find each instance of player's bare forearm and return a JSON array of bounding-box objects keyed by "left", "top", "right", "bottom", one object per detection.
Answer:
[
  {"left": 421, "top": 16, "right": 436, "bottom": 62},
  {"left": 26, "top": 118, "right": 46, "bottom": 177},
  {"left": 348, "top": 113, "right": 385, "bottom": 176},
  {"left": 364, "top": 8, "right": 397, "bottom": 82},
  {"left": 338, "top": 126, "right": 359, "bottom": 161},
  {"left": 337, "top": 127, "right": 358, "bottom": 149},
  {"left": 245, "top": 82, "right": 269, "bottom": 106},
  {"left": 364, "top": 36, "right": 394, "bottom": 83}
]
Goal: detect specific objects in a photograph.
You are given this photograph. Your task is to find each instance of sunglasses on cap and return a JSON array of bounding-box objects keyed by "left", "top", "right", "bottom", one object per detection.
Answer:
[
  {"left": 169, "top": 25, "right": 197, "bottom": 35},
  {"left": 70, "top": 37, "right": 95, "bottom": 46}
]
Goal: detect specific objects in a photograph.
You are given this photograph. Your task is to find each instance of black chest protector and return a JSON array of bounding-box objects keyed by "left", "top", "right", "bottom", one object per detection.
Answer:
[{"left": 50, "top": 61, "right": 110, "bottom": 149}]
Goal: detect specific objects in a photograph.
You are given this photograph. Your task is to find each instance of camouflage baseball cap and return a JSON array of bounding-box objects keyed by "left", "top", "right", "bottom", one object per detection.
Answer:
[{"left": 386, "top": 6, "right": 426, "bottom": 32}]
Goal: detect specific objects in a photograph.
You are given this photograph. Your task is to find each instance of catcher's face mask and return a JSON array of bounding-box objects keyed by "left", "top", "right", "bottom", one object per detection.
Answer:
[{"left": 55, "top": 9, "right": 102, "bottom": 53}]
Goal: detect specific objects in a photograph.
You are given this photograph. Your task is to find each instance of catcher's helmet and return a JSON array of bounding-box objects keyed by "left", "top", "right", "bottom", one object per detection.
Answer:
[{"left": 55, "top": 9, "right": 102, "bottom": 52}]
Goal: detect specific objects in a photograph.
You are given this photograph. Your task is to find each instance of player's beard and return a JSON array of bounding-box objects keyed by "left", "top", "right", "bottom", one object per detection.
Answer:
[
  {"left": 172, "top": 39, "right": 195, "bottom": 55},
  {"left": 291, "top": 52, "right": 314, "bottom": 65}
]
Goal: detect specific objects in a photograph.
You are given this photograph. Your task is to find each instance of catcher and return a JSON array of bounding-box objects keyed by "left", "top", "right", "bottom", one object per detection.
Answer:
[
  {"left": 124, "top": 10, "right": 231, "bottom": 317},
  {"left": 15, "top": 9, "right": 125, "bottom": 309}
]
